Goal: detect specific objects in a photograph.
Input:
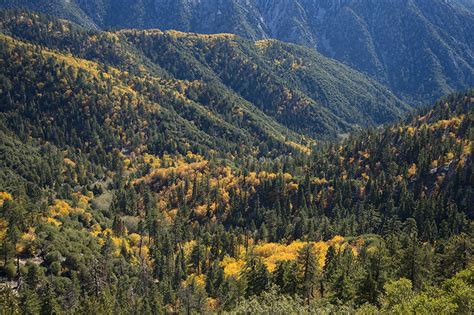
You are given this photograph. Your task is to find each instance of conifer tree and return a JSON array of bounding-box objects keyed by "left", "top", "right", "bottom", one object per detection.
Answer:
[{"left": 296, "top": 243, "right": 319, "bottom": 303}]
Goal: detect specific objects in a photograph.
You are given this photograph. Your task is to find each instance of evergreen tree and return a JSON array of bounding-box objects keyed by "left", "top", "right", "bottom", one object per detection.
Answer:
[
  {"left": 241, "top": 255, "right": 270, "bottom": 297},
  {"left": 273, "top": 260, "right": 299, "bottom": 295},
  {"left": 296, "top": 243, "right": 319, "bottom": 303},
  {"left": 357, "top": 241, "right": 390, "bottom": 305},
  {"left": 19, "top": 287, "right": 41, "bottom": 315},
  {"left": 399, "top": 219, "right": 432, "bottom": 290},
  {"left": 40, "top": 283, "right": 61, "bottom": 315}
]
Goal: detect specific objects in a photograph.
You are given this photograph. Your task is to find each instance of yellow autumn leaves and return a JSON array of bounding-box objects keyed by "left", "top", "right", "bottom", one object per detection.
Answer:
[
  {"left": 220, "top": 235, "right": 352, "bottom": 278},
  {"left": 0, "top": 191, "right": 12, "bottom": 206},
  {"left": 47, "top": 195, "right": 93, "bottom": 226}
]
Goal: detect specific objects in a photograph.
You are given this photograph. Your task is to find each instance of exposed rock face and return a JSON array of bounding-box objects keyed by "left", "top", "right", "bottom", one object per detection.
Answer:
[{"left": 3, "top": 0, "right": 473, "bottom": 104}]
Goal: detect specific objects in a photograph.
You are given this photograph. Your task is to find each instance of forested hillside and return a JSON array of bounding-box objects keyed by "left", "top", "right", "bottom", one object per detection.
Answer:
[
  {"left": 0, "top": 11, "right": 408, "bottom": 140},
  {"left": 0, "top": 9, "right": 472, "bottom": 315},
  {"left": 0, "top": 23, "right": 472, "bottom": 311},
  {"left": 2, "top": 0, "right": 473, "bottom": 104}
]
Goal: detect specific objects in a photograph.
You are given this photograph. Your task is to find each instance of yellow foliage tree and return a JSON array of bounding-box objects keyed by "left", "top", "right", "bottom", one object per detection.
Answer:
[{"left": 407, "top": 163, "right": 417, "bottom": 177}]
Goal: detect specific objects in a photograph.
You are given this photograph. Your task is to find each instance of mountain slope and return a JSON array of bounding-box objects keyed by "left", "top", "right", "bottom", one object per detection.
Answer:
[
  {"left": 456, "top": 0, "right": 474, "bottom": 12},
  {"left": 0, "top": 80, "right": 472, "bottom": 312},
  {"left": 4, "top": 0, "right": 471, "bottom": 104},
  {"left": 307, "top": 0, "right": 474, "bottom": 103},
  {"left": 0, "top": 31, "right": 303, "bottom": 157},
  {"left": 0, "top": 0, "right": 98, "bottom": 28},
  {"left": 0, "top": 11, "right": 408, "bottom": 145},
  {"left": 121, "top": 30, "right": 408, "bottom": 135}
]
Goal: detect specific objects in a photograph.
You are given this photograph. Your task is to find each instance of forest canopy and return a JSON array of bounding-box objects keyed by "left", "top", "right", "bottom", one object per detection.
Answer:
[{"left": 0, "top": 10, "right": 472, "bottom": 314}]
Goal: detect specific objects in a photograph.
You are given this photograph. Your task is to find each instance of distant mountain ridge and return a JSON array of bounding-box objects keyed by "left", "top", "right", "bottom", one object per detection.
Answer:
[{"left": 2, "top": 0, "right": 473, "bottom": 104}]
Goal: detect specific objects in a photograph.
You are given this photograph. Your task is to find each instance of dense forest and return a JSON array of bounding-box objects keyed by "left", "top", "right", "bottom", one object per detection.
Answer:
[
  {"left": 0, "top": 10, "right": 473, "bottom": 315},
  {"left": 0, "top": 10, "right": 409, "bottom": 140},
  {"left": 2, "top": 0, "right": 473, "bottom": 104}
]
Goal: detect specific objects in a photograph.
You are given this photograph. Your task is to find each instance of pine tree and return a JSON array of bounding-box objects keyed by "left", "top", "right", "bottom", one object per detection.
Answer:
[
  {"left": 438, "top": 233, "right": 472, "bottom": 279},
  {"left": 25, "top": 264, "right": 43, "bottom": 290},
  {"left": 190, "top": 241, "right": 205, "bottom": 274},
  {"left": 329, "top": 246, "right": 359, "bottom": 304},
  {"left": 19, "top": 287, "right": 41, "bottom": 315},
  {"left": 322, "top": 245, "right": 337, "bottom": 295},
  {"left": 112, "top": 215, "right": 126, "bottom": 236},
  {"left": 241, "top": 255, "right": 270, "bottom": 297},
  {"left": 399, "top": 219, "right": 432, "bottom": 290},
  {"left": 357, "top": 241, "right": 390, "bottom": 305},
  {"left": 296, "top": 243, "right": 319, "bottom": 303},
  {"left": 273, "top": 260, "right": 298, "bottom": 295},
  {"left": 64, "top": 271, "right": 81, "bottom": 312},
  {"left": 40, "top": 283, "right": 60, "bottom": 315}
]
